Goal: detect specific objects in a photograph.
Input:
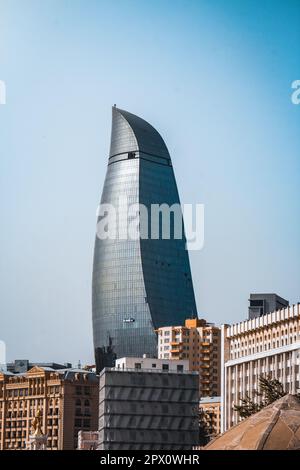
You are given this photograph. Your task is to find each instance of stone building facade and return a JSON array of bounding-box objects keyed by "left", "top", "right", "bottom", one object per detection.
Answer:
[
  {"left": 206, "top": 394, "right": 300, "bottom": 450},
  {"left": 0, "top": 366, "right": 98, "bottom": 450}
]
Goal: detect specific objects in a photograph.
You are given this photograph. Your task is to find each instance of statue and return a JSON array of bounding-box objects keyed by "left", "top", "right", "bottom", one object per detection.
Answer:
[
  {"left": 31, "top": 409, "right": 44, "bottom": 437},
  {"left": 27, "top": 409, "right": 48, "bottom": 450},
  {"left": 27, "top": 409, "right": 47, "bottom": 449}
]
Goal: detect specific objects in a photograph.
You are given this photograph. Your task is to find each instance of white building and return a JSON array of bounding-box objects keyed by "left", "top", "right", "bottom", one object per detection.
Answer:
[
  {"left": 221, "top": 303, "right": 300, "bottom": 432},
  {"left": 115, "top": 355, "right": 189, "bottom": 372}
]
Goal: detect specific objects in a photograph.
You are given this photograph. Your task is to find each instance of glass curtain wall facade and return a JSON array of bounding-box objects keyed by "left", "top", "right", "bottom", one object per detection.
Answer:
[{"left": 92, "top": 107, "right": 197, "bottom": 372}]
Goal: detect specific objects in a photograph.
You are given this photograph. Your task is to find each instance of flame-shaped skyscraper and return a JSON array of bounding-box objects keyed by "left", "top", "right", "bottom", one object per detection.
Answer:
[{"left": 92, "top": 107, "right": 197, "bottom": 372}]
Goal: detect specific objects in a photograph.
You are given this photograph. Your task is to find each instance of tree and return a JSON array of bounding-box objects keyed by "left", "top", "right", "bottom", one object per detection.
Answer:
[
  {"left": 234, "top": 375, "right": 286, "bottom": 419},
  {"left": 199, "top": 408, "right": 210, "bottom": 446}
]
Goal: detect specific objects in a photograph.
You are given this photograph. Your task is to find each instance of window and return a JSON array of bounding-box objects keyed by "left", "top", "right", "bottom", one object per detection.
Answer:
[
  {"left": 162, "top": 364, "right": 169, "bottom": 371},
  {"left": 177, "top": 365, "right": 184, "bottom": 373},
  {"left": 152, "top": 364, "right": 157, "bottom": 368},
  {"left": 134, "top": 363, "right": 141, "bottom": 369}
]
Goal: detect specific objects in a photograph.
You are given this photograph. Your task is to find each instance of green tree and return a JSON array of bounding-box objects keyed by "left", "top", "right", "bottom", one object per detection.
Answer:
[
  {"left": 234, "top": 375, "right": 286, "bottom": 419},
  {"left": 199, "top": 408, "right": 210, "bottom": 446}
]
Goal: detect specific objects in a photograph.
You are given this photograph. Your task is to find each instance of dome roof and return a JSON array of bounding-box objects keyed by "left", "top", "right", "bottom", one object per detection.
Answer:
[{"left": 205, "top": 394, "right": 300, "bottom": 450}]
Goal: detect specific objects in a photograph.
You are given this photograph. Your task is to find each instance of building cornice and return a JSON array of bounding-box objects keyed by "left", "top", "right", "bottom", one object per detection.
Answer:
[
  {"left": 225, "top": 340, "right": 300, "bottom": 367},
  {"left": 225, "top": 304, "right": 300, "bottom": 339}
]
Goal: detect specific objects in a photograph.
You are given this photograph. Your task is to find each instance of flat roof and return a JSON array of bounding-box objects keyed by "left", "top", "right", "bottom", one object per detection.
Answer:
[{"left": 200, "top": 396, "right": 221, "bottom": 404}]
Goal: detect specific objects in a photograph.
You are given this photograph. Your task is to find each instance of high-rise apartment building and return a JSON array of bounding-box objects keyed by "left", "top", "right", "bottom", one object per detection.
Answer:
[
  {"left": 0, "top": 366, "right": 98, "bottom": 450},
  {"left": 92, "top": 107, "right": 197, "bottom": 372},
  {"left": 98, "top": 357, "right": 199, "bottom": 450},
  {"left": 157, "top": 318, "right": 221, "bottom": 397},
  {"left": 221, "top": 302, "right": 300, "bottom": 432}
]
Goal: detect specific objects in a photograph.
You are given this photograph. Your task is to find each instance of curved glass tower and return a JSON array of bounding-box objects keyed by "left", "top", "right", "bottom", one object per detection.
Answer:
[{"left": 92, "top": 107, "right": 197, "bottom": 372}]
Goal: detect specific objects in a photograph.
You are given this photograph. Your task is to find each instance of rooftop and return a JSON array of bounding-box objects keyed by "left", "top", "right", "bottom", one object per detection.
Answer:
[
  {"left": 205, "top": 394, "right": 300, "bottom": 450},
  {"left": 225, "top": 303, "right": 300, "bottom": 338},
  {"left": 200, "top": 397, "right": 221, "bottom": 404},
  {"left": 0, "top": 366, "right": 99, "bottom": 383},
  {"left": 109, "top": 107, "right": 170, "bottom": 160}
]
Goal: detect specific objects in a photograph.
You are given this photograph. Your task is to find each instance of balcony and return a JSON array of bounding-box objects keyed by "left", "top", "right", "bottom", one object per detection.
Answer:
[
  {"left": 201, "top": 379, "right": 210, "bottom": 384},
  {"left": 170, "top": 343, "right": 183, "bottom": 354},
  {"left": 201, "top": 386, "right": 212, "bottom": 391},
  {"left": 202, "top": 348, "right": 211, "bottom": 354}
]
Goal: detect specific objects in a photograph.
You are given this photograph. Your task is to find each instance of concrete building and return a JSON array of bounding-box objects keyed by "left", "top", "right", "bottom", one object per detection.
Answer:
[
  {"left": 98, "top": 357, "right": 199, "bottom": 450},
  {"left": 248, "top": 293, "right": 289, "bottom": 320},
  {"left": 221, "top": 302, "right": 300, "bottom": 432},
  {"left": 199, "top": 396, "right": 221, "bottom": 438},
  {"left": 157, "top": 318, "right": 221, "bottom": 397},
  {"left": 0, "top": 366, "right": 98, "bottom": 450}
]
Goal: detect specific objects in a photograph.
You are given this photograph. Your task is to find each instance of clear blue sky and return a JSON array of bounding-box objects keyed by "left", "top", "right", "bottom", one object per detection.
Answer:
[{"left": 0, "top": 0, "right": 299, "bottom": 365}]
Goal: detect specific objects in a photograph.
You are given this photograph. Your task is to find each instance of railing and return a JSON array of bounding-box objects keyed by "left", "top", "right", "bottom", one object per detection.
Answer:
[{"left": 104, "top": 367, "right": 198, "bottom": 375}]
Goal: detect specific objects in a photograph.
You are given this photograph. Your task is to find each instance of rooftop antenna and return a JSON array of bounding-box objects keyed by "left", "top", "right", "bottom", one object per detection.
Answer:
[{"left": 113, "top": 103, "right": 116, "bottom": 107}]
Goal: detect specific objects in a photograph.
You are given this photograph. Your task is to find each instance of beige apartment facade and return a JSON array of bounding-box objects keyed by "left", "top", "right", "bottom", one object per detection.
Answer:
[
  {"left": 199, "top": 396, "right": 221, "bottom": 438},
  {"left": 157, "top": 318, "right": 221, "bottom": 397},
  {"left": 0, "top": 366, "right": 99, "bottom": 450},
  {"left": 221, "top": 303, "right": 300, "bottom": 432}
]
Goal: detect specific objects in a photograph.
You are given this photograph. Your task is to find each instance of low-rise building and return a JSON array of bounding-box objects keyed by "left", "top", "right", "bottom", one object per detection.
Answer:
[
  {"left": 78, "top": 430, "right": 99, "bottom": 450},
  {"left": 98, "top": 357, "right": 199, "bottom": 450},
  {"left": 199, "top": 396, "right": 221, "bottom": 438},
  {"left": 0, "top": 366, "right": 99, "bottom": 450},
  {"left": 115, "top": 355, "right": 188, "bottom": 373},
  {"left": 157, "top": 318, "right": 221, "bottom": 397},
  {"left": 221, "top": 302, "right": 300, "bottom": 432}
]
